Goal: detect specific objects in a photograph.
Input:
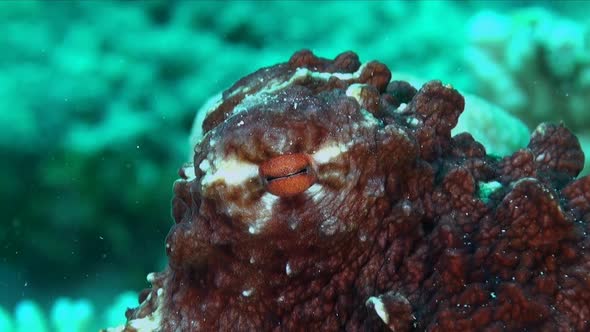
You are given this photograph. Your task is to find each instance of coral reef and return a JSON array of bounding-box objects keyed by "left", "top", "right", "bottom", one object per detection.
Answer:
[
  {"left": 0, "top": 292, "right": 136, "bottom": 332},
  {"left": 453, "top": 93, "right": 530, "bottom": 157},
  {"left": 466, "top": 8, "right": 590, "bottom": 126},
  {"left": 106, "top": 51, "right": 589, "bottom": 331},
  {"left": 465, "top": 7, "right": 590, "bottom": 173}
]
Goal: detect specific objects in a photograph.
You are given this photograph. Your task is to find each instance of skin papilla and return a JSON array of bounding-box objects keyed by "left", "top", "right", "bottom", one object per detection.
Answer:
[{"left": 105, "top": 50, "right": 590, "bottom": 331}]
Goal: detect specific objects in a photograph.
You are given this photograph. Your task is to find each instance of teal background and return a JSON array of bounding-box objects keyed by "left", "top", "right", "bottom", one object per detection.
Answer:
[{"left": 1, "top": 1, "right": 589, "bottom": 330}]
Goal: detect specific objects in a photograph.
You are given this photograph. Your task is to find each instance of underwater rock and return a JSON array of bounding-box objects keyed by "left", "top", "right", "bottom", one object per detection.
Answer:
[{"left": 105, "top": 50, "right": 589, "bottom": 331}]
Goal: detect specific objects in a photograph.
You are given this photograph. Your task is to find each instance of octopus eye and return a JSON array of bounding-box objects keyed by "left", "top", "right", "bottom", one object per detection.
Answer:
[{"left": 259, "top": 153, "right": 316, "bottom": 197}]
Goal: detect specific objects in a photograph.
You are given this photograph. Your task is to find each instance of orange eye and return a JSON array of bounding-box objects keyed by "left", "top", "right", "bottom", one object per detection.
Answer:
[{"left": 259, "top": 153, "right": 316, "bottom": 197}]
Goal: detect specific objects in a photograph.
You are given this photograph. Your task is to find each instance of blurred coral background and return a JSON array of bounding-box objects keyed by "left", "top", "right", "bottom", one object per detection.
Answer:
[{"left": 1, "top": 1, "right": 589, "bottom": 330}]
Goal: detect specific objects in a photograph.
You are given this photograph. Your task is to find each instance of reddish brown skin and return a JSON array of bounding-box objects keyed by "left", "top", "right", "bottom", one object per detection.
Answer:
[{"left": 118, "top": 51, "right": 590, "bottom": 331}]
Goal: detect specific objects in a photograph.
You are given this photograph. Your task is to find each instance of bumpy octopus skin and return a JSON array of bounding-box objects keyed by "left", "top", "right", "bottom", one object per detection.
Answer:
[{"left": 107, "top": 50, "right": 590, "bottom": 331}]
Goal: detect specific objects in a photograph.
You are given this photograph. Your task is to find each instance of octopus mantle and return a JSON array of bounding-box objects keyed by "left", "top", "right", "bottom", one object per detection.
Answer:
[{"left": 107, "top": 51, "right": 590, "bottom": 331}]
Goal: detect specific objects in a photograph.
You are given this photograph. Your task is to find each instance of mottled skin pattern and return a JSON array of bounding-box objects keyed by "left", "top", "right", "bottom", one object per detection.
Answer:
[{"left": 108, "top": 51, "right": 590, "bottom": 331}]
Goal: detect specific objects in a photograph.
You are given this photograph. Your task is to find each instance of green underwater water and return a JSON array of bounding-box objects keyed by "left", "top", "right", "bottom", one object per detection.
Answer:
[{"left": 1, "top": 0, "right": 589, "bottom": 330}]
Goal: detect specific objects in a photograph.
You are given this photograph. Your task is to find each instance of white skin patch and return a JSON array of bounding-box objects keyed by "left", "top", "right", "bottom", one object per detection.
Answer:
[
  {"left": 247, "top": 193, "right": 278, "bottom": 234},
  {"left": 181, "top": 165, "right": 196, "bottom": 181},
  {"left": 312, "top": 143, "right": 348, "bottom": 164},
  {"left": 306, "top": 183, "right": 325, "bottom": 203},
  {"left": 241, "top": 288, "right": 254, "bottom": 297},
  {"left": 366, "top": 296, "right": 389, "bottom": 325},
  {"left": 107, "top": 287, "right": 165, "bottom": 332},
  {"left": 360, "top": 109, "right": 381, "bottom": 127},
  {"left": 288, "top": 218, "right": 300, "bottom": 230},
  {"left": 189, "top": 93, "right": 223, "bottom": 151},
  {"left": 534, "top": 123, "right": 548, "bottom": 136},
  {"left": 406, "top": 117, "right": 420, "bottom": 127},
  {"left": 261, "top": 193, "right": 278, "bottom": 210},
  {"left": 198, "top": 159, "right": 211, "bottom": 172},
  {"left": 535, "top": 153, "right": 546, "bottom": 162},
  {"left": 200, "top": 157, "right": 258, "bottom": 187},
  {"left": 478, "top": 180, "right": 502, "bottom": 193},
  {"left": 285, "top": 263, "right": 292, "bottom": 276},
  {"left": 319, "top": 216, "right": 341, "bottom": 236},
  {"left": 308, "top": 63, "right": 366, "bottom": 81},
  {"left": 229, "top": 92, "right": 275, "bottom": 118},
  {"left": 221, "top": 63, "right": 369, "bottom": 124},
  {"left": 394, "top": 102, "right": 407, "bottom": 113},
  {"left": 245, "top": 205, "right": 272, "bottom": 234},
  {"left": 345, "top": 83, "right": 368, "bottom": 103}
]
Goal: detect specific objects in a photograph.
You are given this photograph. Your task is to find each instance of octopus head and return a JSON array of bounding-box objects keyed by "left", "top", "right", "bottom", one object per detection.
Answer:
[{"left": 166, "top": 51, "right": 420, "bottom": 270}]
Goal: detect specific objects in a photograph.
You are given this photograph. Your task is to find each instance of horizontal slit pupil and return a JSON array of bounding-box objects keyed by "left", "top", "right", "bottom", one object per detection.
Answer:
[{"left": 266, "top": 167, "right": 308, "bottom": 182}]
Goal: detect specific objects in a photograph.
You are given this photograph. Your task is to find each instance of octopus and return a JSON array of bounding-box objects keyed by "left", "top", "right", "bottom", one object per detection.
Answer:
[{"left": 105, "top": 50, "right": 590, "bottom": 331}]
